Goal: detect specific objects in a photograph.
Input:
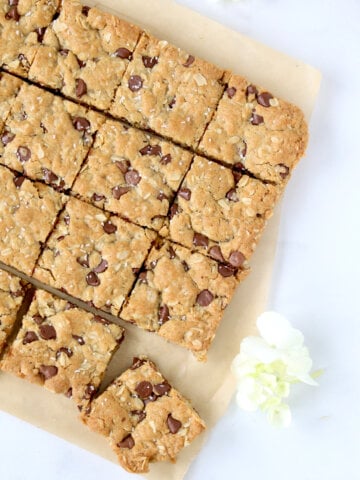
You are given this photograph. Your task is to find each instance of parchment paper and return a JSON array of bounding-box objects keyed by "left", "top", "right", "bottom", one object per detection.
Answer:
[{"left": 0, "top": 1, "right": 321, "bottom": 479}]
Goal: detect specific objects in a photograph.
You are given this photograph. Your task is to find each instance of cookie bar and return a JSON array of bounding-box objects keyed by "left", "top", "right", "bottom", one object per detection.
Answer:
[
  {"left": 0, "top": 82, "right": 104, "bottom": 190},
  {"left": 82, "top": 357, "right": 205, "bottom": 473},
  {"left": 160, "top": 156, "right": 279, "bottom": 265},
  {"left": 29, "top": 0, "right": 142, "bottom": 110},
  {"left": 121, "top": 240, "right": 248, "bottom": 360},
  {"left": 34, "top": 197, "right": 156, "bottom": 315},
  {"left": 0, "top": 0, "right": 60, "bottom": 76},
  {"left": 1, "top": 289, "right": 124, "bottom": 408},
  {"left": 0, "top": 72, "right": 22, "bottom": 131},
  {"left": 110, "top": 33, "right": 225, "bottom": 148},
  {"left": 72, "top": 119, "right": 193, "bottom": 230},
  {"left": 0, "top": 270, "right": 27, "bottom": 355},
  {"left": 199, "top": 74, "right": 308, "bottom": 184},
  {"left": 0, "top": 164, "right": 66, "bottom": 275}
]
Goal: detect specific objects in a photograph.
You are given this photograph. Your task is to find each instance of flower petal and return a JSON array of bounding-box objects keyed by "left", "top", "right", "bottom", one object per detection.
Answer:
[
  {"left": 257, "top": 311, "right": 304, "bottom": 349},
  {"left": 266, "top": 403, "right": 292, "bottom": 428}
]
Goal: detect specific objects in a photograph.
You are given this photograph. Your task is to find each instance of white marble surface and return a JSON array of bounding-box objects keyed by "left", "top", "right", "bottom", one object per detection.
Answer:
[{"left": 1, "top": 0, "right": 360, "bottom": 479}]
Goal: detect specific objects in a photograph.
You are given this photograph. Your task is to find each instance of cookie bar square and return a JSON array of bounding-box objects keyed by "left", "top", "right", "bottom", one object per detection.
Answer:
[
  {"left": 0, "top": 165, "right": 66, "bottom": 275},
  {"left": 110, "top": 33, "right": 225, "bottom": 148},
  {"left": 161, "top": 156, "right": 280, "bottom": 265},
  {"left": 34, "top": 197, "right": 156, "bottom": 315},
  {"left": 82, "top": 357, "right": 205, "bottom": 473},
  {"left": 0, "top": 82, "right": 105, "bottom": 190},
  {"left": 0, "top": 270, "right": 27, "bottom": 355},
  {"left": 29, "top": 0, "right": 142, "bottom": 110},
  {"left": 0, "top": 0, "right": 60, "bottom": 76},
  {"left": 199, "top": 74, "right": 308, "bottom": 184},
  {"left": 121, "top": 240, "right": 248, "bottom": 360},
  {"left": 72, "top": 119, "right": 193, "bottom": 230},
  {"left": 1, "top": 289, "right": 124, "bottom": 408},
  {"left": 0, "top": 72, "right": 22, "bottom": 132}
]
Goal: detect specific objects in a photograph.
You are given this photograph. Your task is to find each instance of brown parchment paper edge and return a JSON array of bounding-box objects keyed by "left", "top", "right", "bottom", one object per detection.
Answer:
[{"left": 0, "top": 1, "right": 322, "bottom": 480}]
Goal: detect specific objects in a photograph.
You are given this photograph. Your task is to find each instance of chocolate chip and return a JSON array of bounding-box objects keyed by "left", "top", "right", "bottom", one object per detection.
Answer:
[
  {"left": 71, "top": 335, "right": 84, "bottom": 346},
  {"left": 168, "top": 246, "right": 176, "bottom": 259},
  {"left": 18, "top": 53, "right": 29, "bottom": 69},
  {"left": 218, "top": 264, "right": 236, "bottom": 277},
  {"left": 39, "top": 365, "right": 58, "bottom": 380},
  {"left": 150, "top": 259, "right": 158, "bottom": 269},
  {"left": 76, "top": 56, "right": 86, "bottom": 68},
  {"left": 240, "top": 141, "right": 247, "bottom": 159},
  {"left": 157, "top": 192, "right": 168, "bottom": 201},
  {"left": 139, "top": 271, "right": 147, "bottom": 283},
  {"left": 169, "top": 203, "right": 180, "bottom": 219},
  {"left": 250, "top": 112, "right": 264, "bottom": 125},
  {"left": 35, "top": 27, "right": 46, "bottom": 43},
  {"left": 128, "top": 75, "right": 143, "bottom": 92},
  {"left": 158, "top": 305, "right": 170, "bottom": 326},
  {"left": 91, "top": 193, "right": 105, "bottom": 202},
  {"left": 64, "top": 214, "right": 70, "bottom": 225},
  {"left": 23, "top": 331, "right": 38, "bottom": 345},
  {"left": 59, "top": 49, "right": 69, "bottom": 57},
  {"left": 112, "top": 185, "right": 130, "bottom": 199},
  {"left": 193, "top": 233, "right": 208, "bottom": 248},
  {"left": 75, "top": 78, "right": 87, "bottom": 98},
  {"left": 84, "top": 384, "right": 97, "bottom": 400},
  {"left": 56, "top": 347, "right": 73, "bottom": 359},
  {"left": 196, "top": 289, "right": 214, "bottom": 307},
  {"left": 233, "top": 168, "right": 243, "bottom": 184},
  {"left": 169, "top": 96, "right": 176, "bottom": 109},
  {"left": 209, "top": 246, "right": 225, "bottom": 263},
  {"left": 229, "top": 251, "right": 245, "bottom": 268},
  {"left": 81, "top": 5, "right": 90, "bottom": 15},
  {"left": 115, "top": 159, "right": 130, "bottom": 173},
  {"left": 42, "top": 168, "right": 59, "bottom": 184},
  {"left": 33, "top": 315, "right": 44, "bottom": 325},
  {"left": 103, "top": 220, "right": 117, "bottom": 234},
  {"left": 65, "top": 302, "right": 76, "bottom": 310},
  {"left": 142, "top": 55, "right": 158, "bottom": 68},
  {"left": 131, "top": 357, "right": 146, "bottom": 369},
  {"left": 13, "top": 175, "right": 25, "bottom": 189},
  {"left": 278, "top": 163, "right": 290, "bottom": 179},
  {"left": 246, "top": 84, "right": 258, "bottom": 97},
  {"left": 226, "top": 87, "right": 237, "bottom": 99},
  {"left": 65, "top": 388, "right": 73, "bottom": 398},
  {"left": 139, "top": 144, "right": 162, "bottom": 156},
  {"left": 40, "top": 122, "right": 47, "bottom": 134},
  {"left": 257, "top": 92, "right": 273, "bottom": 108},
  {"left": 86, "top": 271, "right": 100, "bottom": 286},
  {"left": 160, "top": 154, "right": 172, "bottom": 165},
  {"left": 135, "top": 381, "right": 153, "bottom": 399},
  {"left": 117, "top": 435, "right": 135, "bottom": 449},
  {"left": 132, "top": 267, "right": 140, "bottom": 274},
  {"left": 115, "top": 47, "right": 132, "bottom": 59},
  {"left": 182, "top": 260, "right": 190, "bottom": 272},
  {"left": 93, "top": 315, "right": 110, "bottom": 325},
  {"left": 167, "top": 414, "right": 182, "bottom": 434},
  {"left": 93, "top": 259, "right": 108, "bottom": 273},
  {"left": 131, "top": 410, "right": 146, "bottom": 422},
  {"left": 153, "top": 382, "right": 171, "bottom": 396},
  {"left": 16, "top": 146, "right": 31, "bottom": 162},
  {"left": 1, "top": 130, "right": 15, "bottom": 145},
  {"left": 72, "top": 117, "right": 90, "bottom": 132},
  {"left": 5, "top": 5, "right": 20, "bottom": 21},
  {"left": 178, "top": 188, "right": 191, "bottom": 201},
  {"left": 125, "top": 169, "right": 141, "bottom": 186},
  {"left": 39, "top": 324, "right": 57, "bottom": 340},
  {"left": 8, "top": 0, "right": 19, "bottom": 6},
  {"left": 226, "top": 188, "right": 238, "bottom": 202},
  {"left": 183, "top": 55, "right": 195, "bottom": 67},
  {"left": 76, "top": 254, "right": 90, "bottom": 268}
]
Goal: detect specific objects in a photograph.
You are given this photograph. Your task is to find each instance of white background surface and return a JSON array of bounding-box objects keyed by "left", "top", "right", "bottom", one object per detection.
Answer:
[{"left": 1, "top": 0, "right": 360, "bottom": 479}]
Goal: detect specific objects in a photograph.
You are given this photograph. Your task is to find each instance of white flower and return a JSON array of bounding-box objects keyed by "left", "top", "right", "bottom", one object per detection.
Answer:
[{"left": 232, "top": 311, "right": 318, "bottom": 427}]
